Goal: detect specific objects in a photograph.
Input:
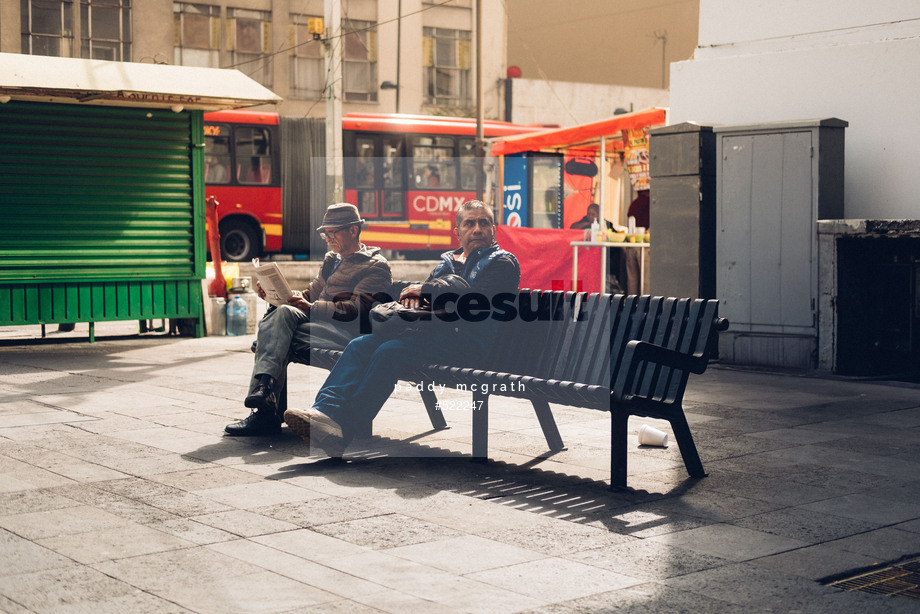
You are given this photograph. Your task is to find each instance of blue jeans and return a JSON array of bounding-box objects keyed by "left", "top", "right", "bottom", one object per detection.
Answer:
[{"left": 312, "top": 329, "right": 483, "bottom": 436}]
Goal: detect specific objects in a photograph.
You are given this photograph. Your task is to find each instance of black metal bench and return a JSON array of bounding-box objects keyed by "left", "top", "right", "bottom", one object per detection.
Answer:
[{"left": 282, "top": 290, "right": 727, "bottom": 490}]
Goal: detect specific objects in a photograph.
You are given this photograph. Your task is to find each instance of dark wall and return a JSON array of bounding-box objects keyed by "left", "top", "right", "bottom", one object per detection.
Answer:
[{"left": 836, "top": 236, "right": 920, "bottom": 378}]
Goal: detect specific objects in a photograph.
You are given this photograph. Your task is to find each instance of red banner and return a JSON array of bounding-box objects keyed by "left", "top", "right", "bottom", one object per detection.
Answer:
[{"left": 495, "top": 226, "right": 602, "bottom": 293}]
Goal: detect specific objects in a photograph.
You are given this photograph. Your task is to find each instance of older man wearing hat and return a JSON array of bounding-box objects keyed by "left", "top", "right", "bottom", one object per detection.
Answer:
[{"left": 225, "top": 203, "right": 392, "bottom": 436}]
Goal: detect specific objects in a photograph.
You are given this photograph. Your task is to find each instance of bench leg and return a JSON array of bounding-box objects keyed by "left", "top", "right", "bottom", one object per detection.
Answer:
[
  {"left": 610, "top": 410, "right": 629, "bottom": 490},
  {"left": 417, "top": 387, "right": 449, "bottom": 430},
  {"left": 472, "top": 391, "right": 489, "bottom": 459},
  {"left": 354, "top": 419, "right": 373, "bottom": 439},
  {"left": 277, "top": 380, "right": 288, "bottom": 415},
  {"left": 531, "top": 399, "right": 565, "bottom": 452},
  {"left": 669, "top": 408, "right": 707, "bottom": 479}
]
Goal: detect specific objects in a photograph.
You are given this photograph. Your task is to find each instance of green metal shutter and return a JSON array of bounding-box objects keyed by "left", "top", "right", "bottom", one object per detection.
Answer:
[
  {"left": 0, "top": 101, "right": 200, "bottom": 280},
  {"left": 0, "top": 101, "right": 205, "bottom": 331}
]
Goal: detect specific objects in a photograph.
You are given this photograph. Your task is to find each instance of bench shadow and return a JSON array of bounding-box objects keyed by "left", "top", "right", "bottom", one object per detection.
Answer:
[{"left": 261, "top": 432, "right": 709, "bottom": 536}]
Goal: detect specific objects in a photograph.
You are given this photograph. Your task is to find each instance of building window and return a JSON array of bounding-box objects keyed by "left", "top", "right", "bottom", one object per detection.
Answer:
[
  {"left": 229, "top": 8, "right": 272, "bottom": 87},
  {"left": 21, "top": 0, "right": 75, "bottom": 57},
  {"left": 290, "top": 14, "right": 324, "bottom": 100},
  {"left": 173, "top": 3, "right": 219, "bottom": 68},
  {"left": 80, "top": 0, "right": 131, "bottom": 61},
  {"left": 423, "top": 27, "right": 471, "bottom": 107},
  {"left": 343, "top": 19, "right": 377, "bottom": 103}
]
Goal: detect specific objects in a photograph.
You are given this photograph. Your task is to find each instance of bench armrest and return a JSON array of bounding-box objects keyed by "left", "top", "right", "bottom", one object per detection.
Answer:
[
  {"left": 627, "top": 340, "right": 710, "bottom": 374},
  {"left": 612, "top": 339, "right": 713, "bottom": 401}
]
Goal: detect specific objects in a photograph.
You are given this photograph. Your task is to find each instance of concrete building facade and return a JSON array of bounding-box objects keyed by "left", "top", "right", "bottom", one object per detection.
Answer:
[
  {"left": 3, "top": 1, "right": 700, "bottom": 127},
  {"left": 2, "top": 0, "right": 510, "bottom": 120}
]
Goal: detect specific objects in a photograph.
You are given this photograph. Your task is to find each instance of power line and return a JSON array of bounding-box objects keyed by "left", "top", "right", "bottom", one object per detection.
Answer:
[{"left": 699, "top": 16, "right": 920, "bottom": 48}]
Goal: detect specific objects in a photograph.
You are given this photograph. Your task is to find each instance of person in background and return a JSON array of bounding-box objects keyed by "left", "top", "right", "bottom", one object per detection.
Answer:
[
  {"left": 622, "top": 189, "right": 650, "bottom": 294},
  {"left": 627, "top": 190, "right": 650, "bottom": 229},
  {"left": 224, "top": 203, "right": 392, "bottom": 437},
  {"left": 423, "top": 165, "right": 440, "bottom": 187},
  {"left": 570, "top": 203, "right": 614, "bottom": 231}
]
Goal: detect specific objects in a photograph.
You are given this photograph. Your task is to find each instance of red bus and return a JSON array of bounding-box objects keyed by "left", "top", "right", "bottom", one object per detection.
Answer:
[{"left": 203, "top": 110, "right": 547, "bottom": 260}]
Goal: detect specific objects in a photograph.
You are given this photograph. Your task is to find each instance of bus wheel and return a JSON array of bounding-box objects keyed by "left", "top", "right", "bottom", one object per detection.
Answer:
[{"left": 220, "top": 219, "right": 260, "bottom": 262}]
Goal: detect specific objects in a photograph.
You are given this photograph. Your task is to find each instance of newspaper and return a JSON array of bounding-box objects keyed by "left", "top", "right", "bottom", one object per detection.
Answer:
[{"left": 251, "top": 258, "right": 295, "bottom": 307}]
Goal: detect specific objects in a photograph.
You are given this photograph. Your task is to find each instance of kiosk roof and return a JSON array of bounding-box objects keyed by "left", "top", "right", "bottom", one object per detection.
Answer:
[{"left": 0, "top": 53, "right": 280, "bottom": 111}]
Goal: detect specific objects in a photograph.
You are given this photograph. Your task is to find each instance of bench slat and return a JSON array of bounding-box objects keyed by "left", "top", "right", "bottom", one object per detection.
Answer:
[
  {"left": 638, "top": 297, "right": 680, "bottom": 403},
  {"left": 534, "top": 292, "right": 575, "bottom": 379},
  {"left": 651, "top": 298, "right": 691, "bottom": 402},
  {"left": 565, "top": 293, "right": 612, "bottom": 388}
]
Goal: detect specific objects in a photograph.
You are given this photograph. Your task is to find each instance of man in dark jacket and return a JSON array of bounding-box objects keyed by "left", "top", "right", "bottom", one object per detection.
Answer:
[
  {"left": 284, "top": 200, "right": 520, "bottom": 456},
  {"left": 225, "top": 203, "right": 392, "bottom": 436}
]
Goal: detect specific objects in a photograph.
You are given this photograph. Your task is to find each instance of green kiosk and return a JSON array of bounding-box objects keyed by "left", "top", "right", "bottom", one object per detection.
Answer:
[{"left": 0, "top": 53, "right": 279, "bottom": 340}]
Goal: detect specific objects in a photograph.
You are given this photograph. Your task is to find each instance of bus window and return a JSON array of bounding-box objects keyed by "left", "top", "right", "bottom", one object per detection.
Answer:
[
  {"left": 459, "top": 137, "right": 477, "bottom": 190},
  {"left": 382, "top": 137, "right": 406, "bottom": 217},
  {"left": 412, "top": 135, "right": 455, "bottom": 189},
  {"left": 236, "top": 126, "right": 273, "bottom": 185},
  {"left": 204, "top": 124, "right": 231, "bottom": 184},
  {"left": 353, "top": 137, "right": 377, "bottom": 217},
  {"left": 356, "top": 191, "right": 377, "bottom": 217},
  {"left": 355, "top": 137, "right": 375, "bottom": 188},
  {"left": 382, "top": 192, "right": 404, "bottom": 216},
  {"left": 382, "top": 138, "right": 405, "bottom": 189}
]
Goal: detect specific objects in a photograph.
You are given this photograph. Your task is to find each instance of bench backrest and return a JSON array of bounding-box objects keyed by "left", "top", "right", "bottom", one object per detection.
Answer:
[{"left": 486, "top": 291, "right": 723, "bottom": 403}]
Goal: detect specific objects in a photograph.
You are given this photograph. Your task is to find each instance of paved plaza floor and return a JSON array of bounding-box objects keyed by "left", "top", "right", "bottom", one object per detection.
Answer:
[{"left": 1, "top": 322, "right": 919, "bottom": 612}]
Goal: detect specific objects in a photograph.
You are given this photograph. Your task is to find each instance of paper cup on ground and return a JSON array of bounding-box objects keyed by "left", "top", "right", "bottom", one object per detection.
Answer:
[{"left": 638, "top": 424, "right": 668, "bottom": 447}]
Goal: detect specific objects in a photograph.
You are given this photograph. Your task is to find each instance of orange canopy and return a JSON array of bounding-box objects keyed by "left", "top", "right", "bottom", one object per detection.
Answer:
[{"left": 491, "top": 107, "right": 667, "bottom": 156}]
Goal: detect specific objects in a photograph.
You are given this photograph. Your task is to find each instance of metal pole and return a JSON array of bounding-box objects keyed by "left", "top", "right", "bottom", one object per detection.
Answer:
[
  {"left": 656, "top": 30, "right": 668, "bottom": 89},
  {"left": 475, "top": 0, "right": 484, "bottom": 202},
  {"left": 324, "top": 0, "right": 343, "bottom": 203},
  {"left": 599, "top": 136, "right": 607, "bottom": 292},
  {"left": 396, "top": 0, "right": 401, "bottom": 113}
]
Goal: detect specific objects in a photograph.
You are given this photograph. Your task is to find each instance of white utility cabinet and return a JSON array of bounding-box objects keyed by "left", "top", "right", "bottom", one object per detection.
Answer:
[{"left": 715, "top": 118, "right": 847, "bottom": 369}]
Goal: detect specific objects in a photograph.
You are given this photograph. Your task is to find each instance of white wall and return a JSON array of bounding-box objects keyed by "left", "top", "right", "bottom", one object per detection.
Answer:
[
  {"left": 509, "top": 78, "right": 669, "bottom": 127},
  {"left": 697, "top": 0, "right": 917, "bottom": 47},
  {"left": 670, "top": 0, "right": 920, "bottom": 219}
]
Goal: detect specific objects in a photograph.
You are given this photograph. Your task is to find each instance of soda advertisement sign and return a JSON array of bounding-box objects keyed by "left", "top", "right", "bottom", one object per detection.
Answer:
[{"left": 503, "top": 153, "right": 528, "bottom": 227}]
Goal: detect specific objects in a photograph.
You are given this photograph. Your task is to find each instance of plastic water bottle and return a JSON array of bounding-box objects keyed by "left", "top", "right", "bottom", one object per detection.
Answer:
[{"left": 226, "top": 295, "right": 248, "bottom": 336}]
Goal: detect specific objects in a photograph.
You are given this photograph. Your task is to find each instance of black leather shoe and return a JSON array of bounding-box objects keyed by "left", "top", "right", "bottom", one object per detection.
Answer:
[
  {"left": 244, "top": 383, "right": 278, "bottom": 412},
  {"left": 224, "top": 409, "right": 281, "bottom": 436}
]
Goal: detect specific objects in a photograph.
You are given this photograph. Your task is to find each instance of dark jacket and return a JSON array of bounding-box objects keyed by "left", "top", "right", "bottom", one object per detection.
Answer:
[
  {"left": 390, "top": 243, "right": 520, "bottom": 350},
  {"left": 308, "top": 246, "right": 392, "bottom": 329},
  {"left": 423, "top": 243, "right": 520, "bottom": 299}
]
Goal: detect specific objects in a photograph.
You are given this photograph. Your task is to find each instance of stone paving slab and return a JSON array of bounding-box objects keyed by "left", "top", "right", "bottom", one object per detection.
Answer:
[{"left": 0, "top": 330, "right": 919, "bottom": 612}]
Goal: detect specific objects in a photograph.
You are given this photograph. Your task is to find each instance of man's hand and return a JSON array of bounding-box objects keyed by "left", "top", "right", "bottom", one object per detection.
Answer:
[
  {"left": 287, "top": 290, "right": 312, "bottom": 313},
  {"left": 399, "top": 283, "right": 423, "bottom": 309},
  {"left": 255, "top": 281, "right": 267, "bottom": 301}
]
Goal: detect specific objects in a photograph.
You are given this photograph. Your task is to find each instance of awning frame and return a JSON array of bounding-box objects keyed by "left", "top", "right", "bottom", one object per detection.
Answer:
[
  {"left": 491, "top": 108, "right": 667, "bottom": 157},
  {"left": 0, "top": 53, "right": 280, "bottom": 111}
]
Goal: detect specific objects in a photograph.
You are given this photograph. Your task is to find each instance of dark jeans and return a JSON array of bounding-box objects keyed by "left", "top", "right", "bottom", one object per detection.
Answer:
[
  {"left": 250, "top": 305, "right": 353, "bottom": 395},
  {"left": 312, "top": 329, "right": 483, "bottom": 436}
]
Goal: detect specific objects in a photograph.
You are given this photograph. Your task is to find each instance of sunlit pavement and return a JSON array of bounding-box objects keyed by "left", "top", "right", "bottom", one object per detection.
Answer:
[{"left": 1, "top": 324, "right": 919, "bottom": 613}]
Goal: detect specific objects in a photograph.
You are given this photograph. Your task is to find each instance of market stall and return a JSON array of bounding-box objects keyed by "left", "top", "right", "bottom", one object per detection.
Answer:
[
  {"left": 491, "top": 108, "right": 666, "bottom": 293},
  {"left": 0, "top": 53, "right": 279, "bottom": 339}
]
